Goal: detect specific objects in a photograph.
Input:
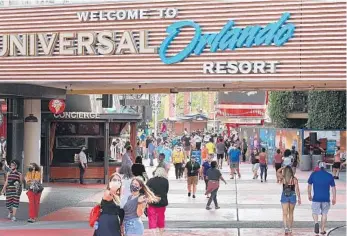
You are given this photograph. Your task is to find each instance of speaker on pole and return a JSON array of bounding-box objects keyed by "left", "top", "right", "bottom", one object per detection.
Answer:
[{"left": 309, "top": 132, "right": 317, "bottom": 145}]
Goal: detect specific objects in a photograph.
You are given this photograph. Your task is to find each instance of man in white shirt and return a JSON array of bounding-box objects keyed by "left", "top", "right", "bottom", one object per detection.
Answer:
[
  {"left": 79, "top": 146, "right": 88, "bottom": 185},
  {"left": 194, "top": 134, "right": 202, "bottom": 150}
]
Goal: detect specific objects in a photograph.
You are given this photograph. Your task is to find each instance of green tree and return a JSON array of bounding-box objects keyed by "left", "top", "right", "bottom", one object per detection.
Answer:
[{"left": 307, "top": 91, "right": 346, "bottom": 129}]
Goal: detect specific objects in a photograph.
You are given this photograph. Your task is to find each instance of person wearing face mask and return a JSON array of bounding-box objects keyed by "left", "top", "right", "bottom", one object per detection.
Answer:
[
  {"left": 123, "top": 178, "right": 160, "bottom": 236},
  {"left": 184, "top": 156, "right": 201, "bottom": 198},
  {"left": 78, "top": 146, "right": 88, "bottom": 185},
  {"left": 25, "top": 163, "right": 42, "bottom": 223},
  {"left": 94, "top": 173, "right": 124, "bottom": 236},
  {"left": 1, "top": 160, "right": 22, "bottom": 221}
]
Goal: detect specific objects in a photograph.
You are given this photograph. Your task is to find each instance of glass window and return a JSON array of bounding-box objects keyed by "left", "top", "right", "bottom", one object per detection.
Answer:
[{"left": 56, "top": 137, "right": 86, "bottom": 149}]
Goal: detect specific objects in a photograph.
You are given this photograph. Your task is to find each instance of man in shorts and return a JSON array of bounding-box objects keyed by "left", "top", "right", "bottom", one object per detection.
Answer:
[
  {"left": 308, "top": 162, "right": 336, "bottom": 235},
  {"left": 228, "top": 145, "right": 241, "bottom": 179},
  {"left": 184, "top": 156, "right": 200, "bottom": 198}
]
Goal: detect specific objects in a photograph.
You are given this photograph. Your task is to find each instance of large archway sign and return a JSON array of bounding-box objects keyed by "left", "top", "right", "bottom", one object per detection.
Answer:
[{"left": 0, "top": 0, "right": 345, "bottom": 93}]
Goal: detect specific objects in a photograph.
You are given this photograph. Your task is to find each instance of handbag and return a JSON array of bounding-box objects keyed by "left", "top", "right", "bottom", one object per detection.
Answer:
[
  {"left": 89, "top": 204, "right": 102, "bottom": 228},
  {"left": 30, "top": 180, "right": 44, "bottom": 194}
]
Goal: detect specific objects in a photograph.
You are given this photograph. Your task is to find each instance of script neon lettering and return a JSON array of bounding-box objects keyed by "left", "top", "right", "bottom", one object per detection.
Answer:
[{"left": 159, "top": 12, "right": 295, "bottom": 64}]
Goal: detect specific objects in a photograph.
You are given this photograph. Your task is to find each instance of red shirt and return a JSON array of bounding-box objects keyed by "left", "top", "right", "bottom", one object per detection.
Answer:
[
  {"left": 274, "top": 154, "right": 283, "bottom": 164},
  {"left": 259, "top": 152, "right": 267, "bottom": 164}
]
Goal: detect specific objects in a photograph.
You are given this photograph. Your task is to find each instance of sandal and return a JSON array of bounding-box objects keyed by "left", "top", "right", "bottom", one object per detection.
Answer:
[{"left": 320, "top": 231, "right": 326, "bottom": 235}]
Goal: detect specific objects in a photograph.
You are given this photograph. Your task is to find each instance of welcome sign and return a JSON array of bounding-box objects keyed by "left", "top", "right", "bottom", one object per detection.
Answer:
[{"left": 0, "top": 10, "right": 294, "bottom": 67}]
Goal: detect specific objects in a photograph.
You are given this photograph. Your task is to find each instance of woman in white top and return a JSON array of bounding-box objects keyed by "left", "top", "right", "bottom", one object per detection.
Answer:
[{"left": 120, "top": 165, "right": 133, "bottom": 208}]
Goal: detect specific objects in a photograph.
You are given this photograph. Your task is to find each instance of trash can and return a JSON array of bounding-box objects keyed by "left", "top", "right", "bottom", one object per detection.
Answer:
[
  {"left": 311, "top": 155, "right": 323, "bottom": 170},
  {"left": 300, "top": 155, "right": 312, "bottom": 171}
]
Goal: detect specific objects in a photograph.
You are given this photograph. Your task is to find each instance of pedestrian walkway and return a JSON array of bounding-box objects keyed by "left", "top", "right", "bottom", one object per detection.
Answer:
[{"left": 0, "top": 161, "right": 345, "bottom": 236}]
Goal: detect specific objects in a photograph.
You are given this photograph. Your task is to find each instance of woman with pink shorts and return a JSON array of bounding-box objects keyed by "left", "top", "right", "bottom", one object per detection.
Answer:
[{"left": 146, "top": 167, "right": 169, "bottom": 236}]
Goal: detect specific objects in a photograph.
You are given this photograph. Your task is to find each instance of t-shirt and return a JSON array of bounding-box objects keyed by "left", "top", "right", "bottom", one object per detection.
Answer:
[
  {"left": 206, "top": 142, "right": 215, "bottom": 154},
  {"left": 274, "top": 154, "right": 283, "bottom": 164},
  {"left": 172, "top": 151, "right": 185, "bottom": 163},
  {"left": 131, "top": 164, "right": 146, "bottom": 177},
  {"left": 207, "top": 168, "right": 222, "bottom": 181},
  {"left": 308, "top": 170, "right": 336, "bottom": 202},
  {"left": 162, "top": 148, "right": 172, "bottom": 162},
  {"left": 184, "top": 136, "right": 191, "bottom": 147},
  {"left": 216, "top": 142, "right": 225, "bottom": 155},
  {"left": 259, "top": 152, "right": 267, "bottom": 164},
  {"left": 156, "top": 146, "right": 164, "bottom": 155},
  {"left": 202, "top": 161, "right": 211, "bottom": 177},
  {"left": 228, "top": 148, "right": 241, "bottom": 162},
  {"left": 185, "top": 161, "right": 200, "bottom": 177},
  {"left": 194, "top": 136, "right": 202, "bottom": 143}
]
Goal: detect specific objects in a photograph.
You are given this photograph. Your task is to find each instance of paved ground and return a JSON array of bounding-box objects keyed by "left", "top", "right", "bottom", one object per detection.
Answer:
[{"left": 0, "top": 160, "right": 345, "bottom": 236}]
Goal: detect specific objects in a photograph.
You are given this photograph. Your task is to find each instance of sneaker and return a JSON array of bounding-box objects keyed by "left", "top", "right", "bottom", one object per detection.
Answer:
[
  {"left": 336, "top": 176, "right": 339, "bottom": 180},
  {"left": 192, "top": 195, "right": 196, "bottom": 198},
  {"left": 284, "top": 228, "right": 289, "bottom": 235},
  {"left": 11, "top": 216, "right": 16, "bottom": 222},
  {"left": 206, "top": 206, "right": 212, "bottom": 210},
  {"left": 215, "top": 206, "right": 221, "bottom": 209},
  {"left": 314, "top": 223, "right": 320, "bottom": 234},
  {"left": 27, "top": 218, "right": 34, "bottom": 223},
  {"left": 230, "top": 176, "right": 234, "bottom": 179},
  {"left": 261, "top": 179, "right": 263, "bottom": 183},
  {"left": 252, "top": 176, "right": 255, "bottom": 179},
  {"left": 238, "top": 174, "right": 241, "bottom": 179},
  {"left": 7, "top": 213, "right": 11, "bottom": 219},
  {"left": 188, "top": 193, "right": 191, "bottom": 197}
]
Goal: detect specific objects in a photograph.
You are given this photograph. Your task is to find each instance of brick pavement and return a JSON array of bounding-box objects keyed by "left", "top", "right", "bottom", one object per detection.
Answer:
[{"left": 0, "top": 161, "right": 345, "bottom": 236}]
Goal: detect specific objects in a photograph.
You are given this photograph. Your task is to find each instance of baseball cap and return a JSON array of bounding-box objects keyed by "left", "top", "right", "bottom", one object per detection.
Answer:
[{"left": 318, "top": 161, "right": 326, "bottom": 169}]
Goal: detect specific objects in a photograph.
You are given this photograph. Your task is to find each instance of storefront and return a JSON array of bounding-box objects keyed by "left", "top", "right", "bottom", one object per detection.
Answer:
[{"left": 43, "top": 111, "right": 141, "bottom": 182}]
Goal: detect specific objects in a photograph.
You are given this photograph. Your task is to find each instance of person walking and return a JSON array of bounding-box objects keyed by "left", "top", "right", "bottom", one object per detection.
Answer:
[
  {"left": 79, "top": 146, "right": 88, "bottom": 185},
  {"left": 332, "top": 146, "right": 342, "bottom": 179},
  {"left": 228, "top": 145, "right": 241, "bottom": 179},
  {"left": 274, "top": 149, "right": 283, "bottom": 183},
  {"left": 201, "top": 155, "right": 212, "bottom": 197},
  {"left": 148, "top": 139, "right": 156, "bottom": 167},
  {"left": 172, "top": 146, "right": 185, "bottom": 180},
  {"left": 205, "top": 138, "right": 215, "bottom": 159},
  {"left": 277, "top": 165, "right": 301, "bottom": 234},
  {"left": 205, "top": 161, "right": 227, "bottom": 210},
  {"left": 224, "top": 138, "right": 231, "bottom": 163},
  {"left": 120, "top": 146, "right": 133, "bottom": 173},
  {"left": 120, "top": 165, "right": 134, "bottom": 208},
  {"left": 132, "top": 156, "right": 148, "bottom": 182},
  {"left": 308, "top": 162, "right": 336, "bottom": 235},
  {"left": 25, "top": 163, "right": 43, "bottom": 223},
  {"left": 123, "top": 178, "right": 159, "bottom": 236},
  {"left": 216, "top": 138, "right": 225, "bottom": 169},
  {"left": 94, "top": 173, "right": 124, "bottom": 236},
  {"left": 184, "top": 156, "right": 200, "bottom": 198},
  {"left": 259, "top": 148, "right": 268, "bottom": 183},
  {"left": 251, "top": 149, "right": 260, "bottom": 179},
  {"left": 147, "top": 168, "right": 169, "bottom": 236},
  {"left": 241, "top": 138, "right": 248, "bottom": 162},
  {"left": 291, "top": 146, "right": 299, "bottom": 175},
  {"left": 1, "top": 160, "right": 22, "bottom": 221}
]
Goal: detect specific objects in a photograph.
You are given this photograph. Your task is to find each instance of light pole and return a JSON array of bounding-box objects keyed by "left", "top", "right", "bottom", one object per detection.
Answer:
[{"left": 152, "top": 94, "right": 161, "bottom": 138}]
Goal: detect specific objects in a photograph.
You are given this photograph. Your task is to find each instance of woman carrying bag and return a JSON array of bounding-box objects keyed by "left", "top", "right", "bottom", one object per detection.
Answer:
[{"left": 25, "top": 163, "right": 43, "bottom": 223}]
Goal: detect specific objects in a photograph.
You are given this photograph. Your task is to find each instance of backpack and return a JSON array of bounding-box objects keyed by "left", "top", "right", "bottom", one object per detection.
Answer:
[{"left": 89, "top": 204, "right": 101, "bottom": 228}]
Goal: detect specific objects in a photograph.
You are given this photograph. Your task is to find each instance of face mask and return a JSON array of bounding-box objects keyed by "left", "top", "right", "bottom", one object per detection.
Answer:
[
  {"left": 28, "top": 167, "right": 33, "bottom": 172},
  {"left": 109, "top": 180, "right": 121, "bottom": 190},
  {"left": 130, "top": 184, "right": 140, "bottom": 192}
]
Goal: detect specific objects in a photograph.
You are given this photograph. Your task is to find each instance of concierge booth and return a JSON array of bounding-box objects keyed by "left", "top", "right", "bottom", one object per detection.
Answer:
[{"left": 43, "top": 112, "right": 141, "bottom": 183}]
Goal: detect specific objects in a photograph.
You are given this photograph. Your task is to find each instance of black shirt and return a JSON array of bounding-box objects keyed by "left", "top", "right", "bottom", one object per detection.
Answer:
[
  {"left": 184, "top": 136, "right": 190, "bottom": 147},
  {"left": 131, "top": 164, "right": 146, "bottom": 178},
  {"left": 147, "top": 177, "right": 169, "bottom": 207},
  {"left": 185, "top": 161, "right": 200, "bottom": 177},
  {"left": 207, "top": 168, "right": 222, "bottom": 181}
]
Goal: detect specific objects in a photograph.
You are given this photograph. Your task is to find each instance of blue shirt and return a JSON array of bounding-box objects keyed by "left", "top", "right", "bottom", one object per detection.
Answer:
[
  {"left": 308, "top": 170, "right": 336, "bottom": 202},
  {"left": 228, "top": 148, "right": 241, "bottom": 162},
  {"left": 202, "top": 161, "right": 211, "bottom": 177},
  {"left": 156, "top": 145, "right": 164, "bottom": 155},
  {"left": 148, "top": 143, "right": 155, "bottom": 154},
  {"left": 162, "top": 148, "right": 172, "bottom": 162},
  {"left": 140, "top": 134, "right": 146, "bottom": 141}
]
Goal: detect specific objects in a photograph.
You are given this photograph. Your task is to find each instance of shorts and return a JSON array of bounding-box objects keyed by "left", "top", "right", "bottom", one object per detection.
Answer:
[
  {"left": 332, "top": 162, "right": 341, "bottom": 169},
  {"left": 230, "top": 162, "right": 239, "bottom": 169},
  {"left": 275, "top": 163, "right": 282, "bottom": 172},
  {"left": 124, "top": 217, "right": 144, "bottom": 235},
  {"left": 148, "top": 205, "right": 166, "bottom": 229},
  {"left": 280, "top": 192, "right": 297, "bottom": 204},
  {"left": 312, "top": 202, "right": 330, "bottom": 215},
  {"left": 252, "top": 163, "right": 260, "bottom": 171},
  {"left": 187, "top": 176, "right": 198, "bottom": 185},
  {"left": 217, "top": 154, "right": 224, "bottom": 159}
]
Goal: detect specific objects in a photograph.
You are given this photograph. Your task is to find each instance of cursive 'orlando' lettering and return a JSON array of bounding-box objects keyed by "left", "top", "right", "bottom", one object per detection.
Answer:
[{"left": 159, "top": 12, "right": 295, "bottom": 64}]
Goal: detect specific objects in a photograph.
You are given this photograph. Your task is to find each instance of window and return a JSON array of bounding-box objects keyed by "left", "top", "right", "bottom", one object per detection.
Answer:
[{"left": 56, "top": 137, "right": 86, "bottom": 149}]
